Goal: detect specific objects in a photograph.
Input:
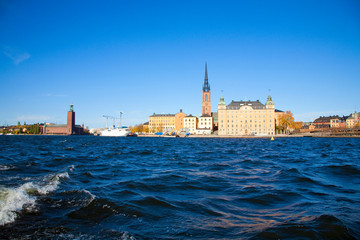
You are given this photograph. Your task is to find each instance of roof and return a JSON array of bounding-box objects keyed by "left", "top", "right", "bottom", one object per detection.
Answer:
[
  {"left": 227, "top": 100, "right": 265, "bottom": 110},
  {"left": 150, "top": 113, "right": 175, "bottom": 117},
  {"left": 313, "top": 115, "right": 340, "bottom": 123},
  {"left": 275, "top": 109, "right": 284, "bottom": 112},
  {"left": 44, "top": 124, "right": 67, "bottom": 127}
]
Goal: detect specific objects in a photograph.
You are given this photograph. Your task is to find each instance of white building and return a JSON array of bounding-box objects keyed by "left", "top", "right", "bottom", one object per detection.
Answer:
[
  {"left": 183, "top": 115, "right": 198, "bottom": 134},
  {"left": 198, "top": 116, "right": 213, "bottom": 131}
]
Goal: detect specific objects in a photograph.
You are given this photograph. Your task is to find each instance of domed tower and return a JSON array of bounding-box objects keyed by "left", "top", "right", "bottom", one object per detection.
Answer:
[
  {"left": 265, "top": 94, "right": 275, "bottom": 109},
  {"left": 202, "top": 62, "right": 211, "bottom": 116},
  {"left": 218, "top": 94, "right": 226, "bottom": 110}
]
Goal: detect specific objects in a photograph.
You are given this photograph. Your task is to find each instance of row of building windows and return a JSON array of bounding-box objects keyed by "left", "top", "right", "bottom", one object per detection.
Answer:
[
  {"left": 220, "top": 124, "right": 272, "bottom": 128},
  {"left": 221, "top": 119, "right": 272, "bottom": 123},
  {"left": 219, "top": 114, "right": 273, "bottom": 119}
]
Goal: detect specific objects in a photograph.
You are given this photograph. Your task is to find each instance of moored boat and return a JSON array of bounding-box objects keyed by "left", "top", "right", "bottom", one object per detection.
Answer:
[{"left": 100, "top": 126, "right": 130, "bottom": 137}]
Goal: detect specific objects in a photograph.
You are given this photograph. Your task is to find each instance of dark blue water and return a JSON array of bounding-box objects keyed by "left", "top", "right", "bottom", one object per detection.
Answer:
[{"left": 0, "top": 136, "right": 359, "bottom": 239}]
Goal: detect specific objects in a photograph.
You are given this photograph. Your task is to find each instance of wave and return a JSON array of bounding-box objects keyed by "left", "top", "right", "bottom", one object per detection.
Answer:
[
  {"left": 0, "top": 169, "right": 70, "bottom": 226},
  {"left": 0, "top": 164, "right": 15, "bottom": 171},
  {"left": 252, "top": 214, "right": 358, "bottom": 240}
]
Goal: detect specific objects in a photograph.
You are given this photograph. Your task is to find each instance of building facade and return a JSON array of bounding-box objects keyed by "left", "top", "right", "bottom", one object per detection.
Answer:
[
  {"left": 198, "top": 116, "right": 213, "bottom": 131},
  {"left": 183, "top": 115, "right": 198, "bottom": 134},
  {"left": 148, "top": 109, "right": 187, "bottom": 133},
  {"left": 346, "top": 110, "right": 359, "bottom": 128},
  {"left": 175, "top": 110, "right": 187, "bottom": 132},
  {"left": 41, "top": 103, "right": 84, "bottom": 135},
  {"left": 218, "top": 95, "right": 275, "bottom": 136},
  {"left": 148, "top": 113, "right": 175, "bottom": 133}
]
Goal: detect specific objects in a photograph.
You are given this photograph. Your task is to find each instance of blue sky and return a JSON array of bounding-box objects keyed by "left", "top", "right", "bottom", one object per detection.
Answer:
[{"left": 1, "top": 0, "right": 359, "bottom": 128}]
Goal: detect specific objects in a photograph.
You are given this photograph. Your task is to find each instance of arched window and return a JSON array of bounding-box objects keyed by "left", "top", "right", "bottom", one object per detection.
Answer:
[{"left": 205, "top": 94, "right": 208, "bottom": 102}]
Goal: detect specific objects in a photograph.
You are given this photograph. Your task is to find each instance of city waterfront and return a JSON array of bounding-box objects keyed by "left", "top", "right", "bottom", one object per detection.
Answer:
[{"left": 1, "top": 136, "right": 359, "bottom": 239}]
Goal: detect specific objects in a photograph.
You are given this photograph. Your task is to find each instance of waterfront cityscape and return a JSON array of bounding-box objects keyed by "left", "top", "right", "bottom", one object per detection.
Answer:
[
  {"left": 1, "top": 63, "right": 359, "bottom": 137},
  {"left": 1, "top": 1, "right": 360, "bottom": 240}
]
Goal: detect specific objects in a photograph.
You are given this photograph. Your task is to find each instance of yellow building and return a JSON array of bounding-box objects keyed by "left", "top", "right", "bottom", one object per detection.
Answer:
[
  {"left": 346, "top": 110, "right": 359, "bottom": 128},
  {"left": 149, "top": 110, "right": 187, "bottom": 133},
  {"left": 149, "top": 113, "right": 175, "bottom": 133},
  {"left": 218, "top": 94, "right": 275, "bottom": 136},
  {"left": 175, "top": 110, "right": 187, "bottom": 132}
]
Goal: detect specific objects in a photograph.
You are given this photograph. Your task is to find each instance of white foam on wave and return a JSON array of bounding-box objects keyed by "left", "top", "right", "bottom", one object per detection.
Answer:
[
  {"left": 0, "top": 165, "right": 14, "bottom": 171},
  {"left": 0, "top": 170, "right": 70, "bottom": 226}
]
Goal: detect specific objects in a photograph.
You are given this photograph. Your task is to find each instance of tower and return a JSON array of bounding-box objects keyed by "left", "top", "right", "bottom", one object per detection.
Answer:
[
  {"left": 202, "top": 62, "right": 211, "bottom": 116},
  {"left": 67, "top": 103, "right": 75, "bottom": 135},
  {"left": 218, "top": 94, "right": 226, "bottom": 110},
  {"left": 265, "top": 94, "right": 274, "bottom": 109}
]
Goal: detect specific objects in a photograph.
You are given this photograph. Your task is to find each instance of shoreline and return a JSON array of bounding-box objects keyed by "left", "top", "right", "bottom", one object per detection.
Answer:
[
  {"left": 2, "top": 134, "right": 359, "bottom": 138},
  {"left": 138, "top": 134, "right": 360, "bottom": 138}
]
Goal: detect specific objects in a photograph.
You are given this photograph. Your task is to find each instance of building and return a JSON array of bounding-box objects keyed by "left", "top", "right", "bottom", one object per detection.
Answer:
[
  {"left": 148, "top": 109, "right": 187, "bottom": 133},
  {"left": 41, "top": 103, "right": 84, "bottom": 135},
  {"left": 148, "top": 113, "right": 175, "bottom": 133},
  {"left": 330, "top": 116, "right": 348, "bottom": 128},
  {"left": 198, "top": 116, "right": 213, "bottom": 131},
  {"left": 346, "top": 110, "right": 359, "bottom": 128},
  {"left": 175, "top": 110, "right": 187, "bottom": 132},
  {"left": 197, "top": 62, "right": 214, "bottom": 133},
  {"left": 313, "top": 116, "right": 336, "bottom": 129},
  {"left": 183, "top": 115, "right": 198, "bottom": 134},
  {"left": 218, "top": 94, "right": 275, "bottom": 136}
]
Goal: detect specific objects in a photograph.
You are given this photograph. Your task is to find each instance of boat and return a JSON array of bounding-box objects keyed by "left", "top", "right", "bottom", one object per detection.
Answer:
[
  {"left": 127, "top": 132, "right": 138, "bottom": 137},
  {"left": 100, "top": 112, "right": 130, "bottom": 137},
  {"left": 100, "top": 126, "right": 130, "bottom": 137}
]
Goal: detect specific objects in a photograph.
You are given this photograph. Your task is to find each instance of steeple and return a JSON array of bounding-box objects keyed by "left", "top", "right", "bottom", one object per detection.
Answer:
[
  {"left": 69, "top": 102, "right": 74, "bottom": 112},
  {"left": 203, "top": 62, "right": 210, "bottom": 92}
]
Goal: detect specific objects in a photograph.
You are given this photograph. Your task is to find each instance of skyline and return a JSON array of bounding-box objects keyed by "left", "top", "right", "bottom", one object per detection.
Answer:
[{"left": 1, "top": 1, "right": 359, "bottom": 128}]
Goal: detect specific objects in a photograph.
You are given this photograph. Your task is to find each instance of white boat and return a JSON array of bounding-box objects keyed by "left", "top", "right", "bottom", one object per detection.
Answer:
[
  {"left": 100, "top": 126, "right": 130, "bottom": 137},
  {"left": 100, "top": 112, "right": 131, "bottom": 137}
]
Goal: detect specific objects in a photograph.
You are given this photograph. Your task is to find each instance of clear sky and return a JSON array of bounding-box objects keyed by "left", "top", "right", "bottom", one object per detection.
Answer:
[{"left": 1, "top": 0, "right": 359, "bottom": 128}]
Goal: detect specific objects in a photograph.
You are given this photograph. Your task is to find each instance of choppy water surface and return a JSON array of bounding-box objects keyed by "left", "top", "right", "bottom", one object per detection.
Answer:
[{"left": 0, "top": 136, "right": 359, "bottom": 239}]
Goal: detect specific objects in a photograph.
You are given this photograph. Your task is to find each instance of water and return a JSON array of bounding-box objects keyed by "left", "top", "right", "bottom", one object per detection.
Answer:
[{"left": 0, "top": 136, "right": 359, "bottom": 239}]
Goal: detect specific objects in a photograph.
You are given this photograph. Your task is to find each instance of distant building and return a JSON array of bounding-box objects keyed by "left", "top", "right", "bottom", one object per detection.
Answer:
[
  {"left": 198, "top": 62, "right": 213, "bottom": 133},
  {"left": 313, "top": 116, "right": 338, "bottom": 129},
  {"left": 183, "top": 115, "right": 197, "bottom": 134},
  {"left": 148, "top": 113, "right": 175, "bottom": 133},
  {"left": 346, "top": 110, "right": 359, "bottom": 128},
  {"left": 175, "top": 110, "right": 187, "bottom": 132},
  {"left": 148, "top": 109, "right": 187, "bottom": 133},
  {"left": 330, "top": 116, "right": 348, "bottom": 128},
  {"left": 198, "top": 116, "right": 213, "bottom": 131},
  {"left": 41, "top": 103, "right": 84, "bottom": 135},
  {"left": 218, "top": 94, "right": 275, "bottom": 136}
]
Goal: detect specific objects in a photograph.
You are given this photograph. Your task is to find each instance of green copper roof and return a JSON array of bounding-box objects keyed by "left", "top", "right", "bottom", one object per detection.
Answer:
[
  {"left": 218, "top": 95, "right": 226, "bottom": 105},
  {"left": 265, "top": 94, "right": 274, "bottom": 105}
]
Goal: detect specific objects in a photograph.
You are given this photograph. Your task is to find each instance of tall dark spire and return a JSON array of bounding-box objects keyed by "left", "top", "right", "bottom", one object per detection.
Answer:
[{"left": 203, "top": 62, "right": 210, "bottom": 92}]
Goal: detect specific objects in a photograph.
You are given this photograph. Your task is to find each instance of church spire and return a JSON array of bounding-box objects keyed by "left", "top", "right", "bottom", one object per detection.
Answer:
[{"left": 203, "top": 62, "right": 210, "bottom": 92}]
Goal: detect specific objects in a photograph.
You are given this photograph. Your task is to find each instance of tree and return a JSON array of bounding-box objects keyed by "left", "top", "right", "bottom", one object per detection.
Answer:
[
  {"left": 278, "top": 111, "right": 295, "bottom": 134},
  {"left": 30, "top": 124, "right": 40, "bottom": 134}
]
